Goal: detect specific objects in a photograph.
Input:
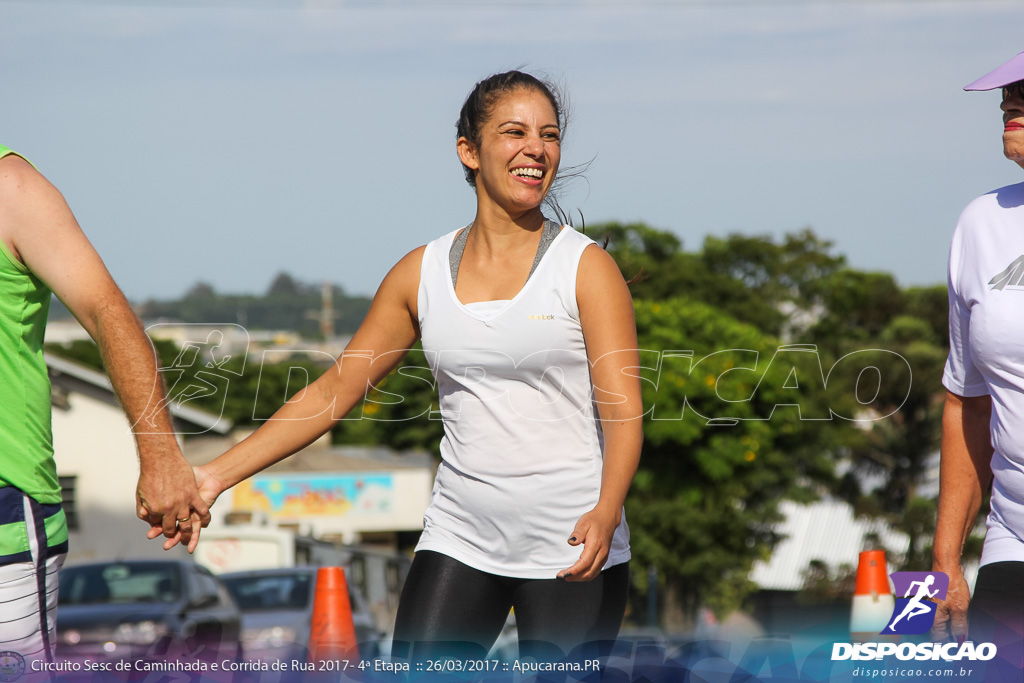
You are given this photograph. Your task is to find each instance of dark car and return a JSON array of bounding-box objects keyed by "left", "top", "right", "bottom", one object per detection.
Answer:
[
  {"left": 57, "top": 560, "right": 243, "bottom": 666},
  {"left": 220, "top": 566, "right": 380, "bottom": 663}
]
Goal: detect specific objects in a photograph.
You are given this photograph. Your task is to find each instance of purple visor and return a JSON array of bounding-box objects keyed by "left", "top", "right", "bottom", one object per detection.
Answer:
[{"left": 965, "top": 50, "right": 1024, "bottom": 91}]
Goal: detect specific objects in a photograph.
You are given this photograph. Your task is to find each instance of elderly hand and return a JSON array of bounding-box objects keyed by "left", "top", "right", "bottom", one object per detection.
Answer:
[
  {"left": 931, "top": 566, "right": 971, "bottom": 642},
  {"left": 556, "top": 506, "right": 620, "bottom": 582}
]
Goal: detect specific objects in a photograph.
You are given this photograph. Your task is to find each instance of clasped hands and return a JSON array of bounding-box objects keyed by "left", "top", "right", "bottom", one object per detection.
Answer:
[{"left": 136, "top": 462, "right": 224, "bottom": 553}]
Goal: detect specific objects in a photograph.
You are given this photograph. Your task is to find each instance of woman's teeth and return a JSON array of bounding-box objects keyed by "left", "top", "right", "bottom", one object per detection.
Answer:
[{"left": 511, "top": 168, "right": 543, "bottom": 178}]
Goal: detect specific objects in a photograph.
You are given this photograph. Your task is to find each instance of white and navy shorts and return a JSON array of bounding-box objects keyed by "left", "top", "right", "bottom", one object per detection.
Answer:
[{"left": 0, "top": 485, "right": 68, "bottom": 668}]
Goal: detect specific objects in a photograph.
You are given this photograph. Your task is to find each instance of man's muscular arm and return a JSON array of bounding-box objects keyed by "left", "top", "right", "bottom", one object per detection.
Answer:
[{"left": 0, "top": 155, "right": 210, "bottom": 552}]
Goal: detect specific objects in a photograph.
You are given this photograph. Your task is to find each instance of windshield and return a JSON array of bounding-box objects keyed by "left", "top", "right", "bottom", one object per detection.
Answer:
[
  {"left": 222, "top": 574, "right": 312, "bottom": 611},
  {"left": 59, "top": 563, "right": 182, "bottom": 605}
]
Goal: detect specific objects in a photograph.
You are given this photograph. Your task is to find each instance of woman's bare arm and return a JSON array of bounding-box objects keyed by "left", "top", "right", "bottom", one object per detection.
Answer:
[
  {"left": 559, "top": 245, "right": 643, "bottom": 581},
  {"left": 932, "top": 390, "right": 993, "bottom": 640},
  {"left": 154, "top": 246, "right": 425, "bottom": 546}
]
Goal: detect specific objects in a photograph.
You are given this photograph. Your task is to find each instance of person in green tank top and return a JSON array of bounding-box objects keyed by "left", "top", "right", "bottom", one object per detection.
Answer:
[{"left": 0, "top": 144, "right": 211, "bottom": 667}]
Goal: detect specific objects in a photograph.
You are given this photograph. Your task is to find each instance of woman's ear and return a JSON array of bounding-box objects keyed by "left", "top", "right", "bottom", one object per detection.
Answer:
[{"left": 456, "top": 136, "right": 480, "bottom": 172}]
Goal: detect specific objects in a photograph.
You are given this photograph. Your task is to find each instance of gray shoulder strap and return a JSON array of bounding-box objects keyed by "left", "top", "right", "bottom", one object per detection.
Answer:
[
  {"left": 449, "top": 226, "right": 471, "bottom": 287},
  {"left": 449, "top": 220, "right": 562, "bottom": 287},
  {"left": 529, "top": 220, "right": 562, "bottom": 279}
]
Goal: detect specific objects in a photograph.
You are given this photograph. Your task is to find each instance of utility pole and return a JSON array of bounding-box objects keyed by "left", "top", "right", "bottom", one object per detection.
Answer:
[{"left": 305, "top": 280, "right": 339, "bottom": 339}]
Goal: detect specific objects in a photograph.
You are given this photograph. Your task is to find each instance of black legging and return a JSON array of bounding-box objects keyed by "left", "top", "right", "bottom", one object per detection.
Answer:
[
  {"left": 969, "top": 561, "right": 1024, "bottom": 676},
  {"left": 391, "top": 551, "right": 629, "bottom": 662}
]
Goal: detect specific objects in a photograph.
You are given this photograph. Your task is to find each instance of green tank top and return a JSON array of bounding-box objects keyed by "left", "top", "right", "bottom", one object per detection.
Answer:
[{"left": 0, "top": 144, "right": 59, "bottom": 504}]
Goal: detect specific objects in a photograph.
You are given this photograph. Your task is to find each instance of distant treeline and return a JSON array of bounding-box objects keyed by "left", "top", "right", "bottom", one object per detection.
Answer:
[{"left": 51, "top": 272, "right": 372, "bottom": 338}]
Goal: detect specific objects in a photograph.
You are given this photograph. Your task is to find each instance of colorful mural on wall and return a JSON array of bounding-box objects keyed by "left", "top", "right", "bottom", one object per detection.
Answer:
[{"left": 233, "top": 473, "right": 395, "bottom": 518}]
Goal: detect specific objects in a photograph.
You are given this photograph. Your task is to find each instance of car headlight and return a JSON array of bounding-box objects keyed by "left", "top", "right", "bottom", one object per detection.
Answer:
[
  {"left": 114, "top": 620, "right": 168, "bottom": 645},
  {"left": 241, "top": 626, "right": 297, "bottom": 649}
]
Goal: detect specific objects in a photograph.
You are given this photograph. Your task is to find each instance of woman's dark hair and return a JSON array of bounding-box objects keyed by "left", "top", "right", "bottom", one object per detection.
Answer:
[
  {"left": 456, "top": 70, "right": 563, "bottom": 187},
  {"left": 456, "top": 70, "right": 588, "bottom": 225}
]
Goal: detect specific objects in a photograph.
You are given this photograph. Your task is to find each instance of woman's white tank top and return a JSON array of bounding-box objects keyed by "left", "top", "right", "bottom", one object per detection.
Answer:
[{"left": 414, "top": 225, "right": 631, "bottom": 578}]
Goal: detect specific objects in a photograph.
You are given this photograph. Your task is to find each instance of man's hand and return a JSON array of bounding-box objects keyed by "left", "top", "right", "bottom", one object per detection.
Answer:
[
  {"left": 145, "top": 464, "right": 224, "bottom": 551},
  {"left": 932, "top": 567, "right": 971, "bottom": 641},
  {"left": 556, "top": 506, "right": 619, "bottom": 582},
  {"left": 137, "top": 444, "right": 211, "bottom": 553}
]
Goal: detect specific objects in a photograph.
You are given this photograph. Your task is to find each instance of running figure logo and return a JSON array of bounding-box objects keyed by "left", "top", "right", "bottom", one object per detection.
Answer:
[{"left": 881, "top": 572, "right": 950, "bottom": 635}]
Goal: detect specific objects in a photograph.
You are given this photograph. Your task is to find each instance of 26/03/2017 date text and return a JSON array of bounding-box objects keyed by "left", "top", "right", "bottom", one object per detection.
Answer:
[{"left": 306, "top": 659, "right": 494, "bottom": 673}]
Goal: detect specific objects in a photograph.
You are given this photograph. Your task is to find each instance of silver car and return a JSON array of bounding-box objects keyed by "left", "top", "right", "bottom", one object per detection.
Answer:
[
  {"left": 220, "top": 567, "right": 380, "bottom": 663},
  {"left": 57, "top": 560, "right": 243, "bottom": 665}
]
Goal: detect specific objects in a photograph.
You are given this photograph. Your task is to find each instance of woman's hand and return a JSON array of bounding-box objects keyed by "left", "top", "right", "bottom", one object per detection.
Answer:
[
  {"left": 192, "top": 464, "right": 226, "bottom": 508},
  {"left": 557, "top": 506, "right": 620, "bottom": 582},
  {"left": 145, "top": 465, "right": 226, "bottom": 552},
  {"left": 932, "top": 565, "right": 971, "bottom": 641}
]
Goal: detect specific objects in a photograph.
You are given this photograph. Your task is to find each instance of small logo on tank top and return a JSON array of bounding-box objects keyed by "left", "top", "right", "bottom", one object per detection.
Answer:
[
  {"left": 989, "top": 255, "right": 1024, "bottom": 290},
  {"left": 528, "top": 314, "right": 555, "bottom": 320}
]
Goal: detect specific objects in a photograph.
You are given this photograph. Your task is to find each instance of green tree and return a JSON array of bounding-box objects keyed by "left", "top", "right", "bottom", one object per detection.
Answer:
[
  {"left": 628, "top": 298, "right": 838, "bottom": 627},
  {"left": 803, "top": 270, "right": 905, "bottom": 353},
  {"left": 903, "top": 285, "right": 949, "bottom": 347},
  {"left": 267, "top": 272, "right": 304, "bottom": 297},
  {"left": 331, "top": 346, "right": 444, "bottom": 453},
  {"left": 823, "top": 314, "right": 948, "bottom": 570},
  {"left": 598, "top": 223, "right": 847, "bottom": 337},
  {"left": 598, "top": 220, "right": 952, "bottom": 608}
]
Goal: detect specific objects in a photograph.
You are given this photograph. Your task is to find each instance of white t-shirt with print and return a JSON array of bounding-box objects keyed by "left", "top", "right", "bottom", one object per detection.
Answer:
[{"left": 943, "top": 180, "right": 1024, "bottom": 566}]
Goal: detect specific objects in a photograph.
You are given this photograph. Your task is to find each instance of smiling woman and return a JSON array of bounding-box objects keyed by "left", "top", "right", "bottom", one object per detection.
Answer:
[
  {"left": 388, "top": 71, "right": 639, "bottom": 662},
  {"left": 183, "top": 70, "right": 643, "bottom": 663},
  {"left": 457, "top": 87, "right": 562, "bottom": 223}
]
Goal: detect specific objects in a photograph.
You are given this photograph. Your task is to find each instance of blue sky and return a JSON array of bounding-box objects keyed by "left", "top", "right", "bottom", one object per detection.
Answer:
[{"left": 3, "top": 0, "right": 1023, "bottom": 300}]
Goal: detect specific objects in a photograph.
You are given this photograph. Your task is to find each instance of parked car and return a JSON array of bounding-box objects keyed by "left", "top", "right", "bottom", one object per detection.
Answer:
[
  {"left": 57, "top": 560, "right": 243, "bottom": 666},
  {"left": 220, "top": 566, "right": 381, "bottom": 664}
]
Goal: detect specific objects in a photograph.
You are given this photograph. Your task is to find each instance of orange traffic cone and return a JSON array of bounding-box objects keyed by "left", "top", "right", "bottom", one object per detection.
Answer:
[
  {"left": 309, "top": 567, "right": 360, "bottom": 664},
  {"left": 850, "top": 549, "right": 896, "bottom": 641}
]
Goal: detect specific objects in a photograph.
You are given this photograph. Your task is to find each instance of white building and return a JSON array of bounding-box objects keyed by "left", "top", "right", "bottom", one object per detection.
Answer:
[{"left": 48, "top": 353, "right": 231, "bottom": 564}]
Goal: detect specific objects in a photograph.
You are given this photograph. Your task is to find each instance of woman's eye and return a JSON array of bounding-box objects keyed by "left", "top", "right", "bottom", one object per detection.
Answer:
[{"left": 503, "top": 129, "right": 525, "bottom": 137}]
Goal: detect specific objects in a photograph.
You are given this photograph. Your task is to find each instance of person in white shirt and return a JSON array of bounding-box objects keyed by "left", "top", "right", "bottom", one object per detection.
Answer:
[
  {"left": 154, "top": 70, "right": 643, "bottom": 662},
  {"left": 934, "top": 49, "right": 1024, "bottom": 667}
]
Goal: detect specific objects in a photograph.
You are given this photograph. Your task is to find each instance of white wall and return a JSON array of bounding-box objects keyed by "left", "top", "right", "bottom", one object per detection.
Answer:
[{"left": 51, "top": 392, "right": 195, "bottom": 564}]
